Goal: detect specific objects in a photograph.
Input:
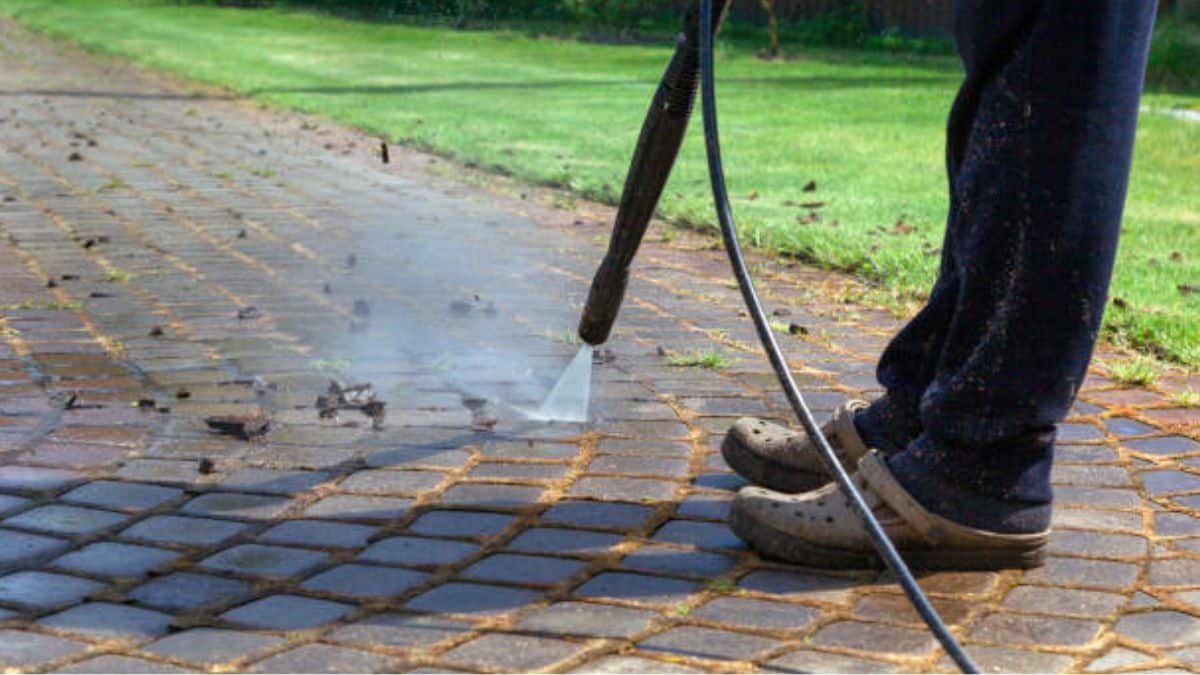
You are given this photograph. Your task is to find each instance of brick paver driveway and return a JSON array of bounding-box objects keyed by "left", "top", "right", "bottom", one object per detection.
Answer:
[{"left": 0, "top": 19, "right": 1198, "bottom": 674}]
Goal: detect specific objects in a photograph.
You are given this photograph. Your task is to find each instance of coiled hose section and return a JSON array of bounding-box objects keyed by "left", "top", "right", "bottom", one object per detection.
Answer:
[{"left": 695, "top": 1, "right": 978, "bottom": 671}]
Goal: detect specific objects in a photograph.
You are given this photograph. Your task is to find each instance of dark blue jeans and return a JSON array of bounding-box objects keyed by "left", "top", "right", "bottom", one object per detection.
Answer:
[{"left": 855, "top": 0, "right": 1158, "bottom": 533}]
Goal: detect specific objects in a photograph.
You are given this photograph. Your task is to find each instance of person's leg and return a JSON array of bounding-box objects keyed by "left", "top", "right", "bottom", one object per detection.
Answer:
[
  {"left": 730, "top": 0, "right": 1158, "bottom": 568},
  {"left": 885, "top": 0, "right": 1159, "bottom": 534},
  {"left": 855, "top": 0, "right": 1066, "bottom": 458}
]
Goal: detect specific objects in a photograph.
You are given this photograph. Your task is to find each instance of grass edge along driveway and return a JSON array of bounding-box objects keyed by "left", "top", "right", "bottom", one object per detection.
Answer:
[{"left": 2, "top": 0, "right": 1198, "bottom": 369}]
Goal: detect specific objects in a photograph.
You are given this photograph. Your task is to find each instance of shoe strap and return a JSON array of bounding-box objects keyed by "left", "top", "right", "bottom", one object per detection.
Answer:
[
  {"left": 858, "top": 452, "right": 1050, "bottom": 548},
  {"left": 858, "top": 452, "right": 942, "bottom": 545},
  {"left": 831, "top": 400, "right": 870, "bottom": 463}
]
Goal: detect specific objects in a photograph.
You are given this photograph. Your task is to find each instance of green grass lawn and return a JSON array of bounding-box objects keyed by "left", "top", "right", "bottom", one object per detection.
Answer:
[{"left": 4, "top": 0, "right": 1198, "bottom": 366}]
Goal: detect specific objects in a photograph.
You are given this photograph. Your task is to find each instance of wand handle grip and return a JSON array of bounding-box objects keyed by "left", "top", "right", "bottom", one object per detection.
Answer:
[{"left": 578, "top": 1, "right": 728, "bottom": 346}]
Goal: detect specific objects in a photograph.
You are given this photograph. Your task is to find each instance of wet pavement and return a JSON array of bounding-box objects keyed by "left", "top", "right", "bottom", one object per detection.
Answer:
[{"left": 1, "top": 18, "right": 1199, "bottom": 674}]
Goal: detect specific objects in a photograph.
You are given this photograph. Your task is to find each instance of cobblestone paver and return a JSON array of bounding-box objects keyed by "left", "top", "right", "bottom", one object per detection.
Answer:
[{"left": 0, "top": 18, "right": 1198, "bottom": 674}]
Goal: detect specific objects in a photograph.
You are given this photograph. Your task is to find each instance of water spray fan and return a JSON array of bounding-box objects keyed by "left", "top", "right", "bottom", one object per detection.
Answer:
[{"left": 577, "top": 2, "right": 979, "bottom": 671}]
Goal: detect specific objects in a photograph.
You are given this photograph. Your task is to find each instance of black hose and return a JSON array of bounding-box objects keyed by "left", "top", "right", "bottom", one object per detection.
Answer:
[{"left": 696, "top": 1, "right": 979, "bottom": 671}]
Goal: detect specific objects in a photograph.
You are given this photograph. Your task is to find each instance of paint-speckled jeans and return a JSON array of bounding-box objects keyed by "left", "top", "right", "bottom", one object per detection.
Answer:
[{"left": 854, "top": 0, "right": 1159, "bottom": 533}]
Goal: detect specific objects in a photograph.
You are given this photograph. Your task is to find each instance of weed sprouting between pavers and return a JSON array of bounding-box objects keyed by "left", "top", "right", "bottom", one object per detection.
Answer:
[
  {"left": 1105, "top": 355, "right": 1164, "bottom": 387},
  {"left": 666, "top": 349, "right": 733, "bottom": 370}
]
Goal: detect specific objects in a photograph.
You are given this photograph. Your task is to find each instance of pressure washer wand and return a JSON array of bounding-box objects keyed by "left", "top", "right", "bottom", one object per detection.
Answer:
[{"left": 577, "top": 0, "right": 729, "bottom": 346}]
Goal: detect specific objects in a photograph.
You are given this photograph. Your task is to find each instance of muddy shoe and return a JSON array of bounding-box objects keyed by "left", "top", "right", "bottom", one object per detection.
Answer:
[
  {"left": 729, "top": 451, "right": 1049, "bottom": 571},
  {"left": 721, "top": 400, "right": 869, "bottom": 493}
]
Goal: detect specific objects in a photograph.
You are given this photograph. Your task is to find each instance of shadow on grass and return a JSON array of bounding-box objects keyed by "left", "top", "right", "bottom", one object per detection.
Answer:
[{"left": 244, "top": 73, "right": 957, "bottom": 98}]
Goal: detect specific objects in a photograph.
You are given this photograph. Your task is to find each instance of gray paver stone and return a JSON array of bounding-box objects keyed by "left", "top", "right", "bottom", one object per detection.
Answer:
[
  {"left": 1106, "top": 417, "right": 1157, "bottom": 437},
  {"left": 1052, "top": 464, "right": 1133, "bottom": 488},
  {"left": 40, "top": 601, "right": 173, "bottom": 640},
  {"left": 1148, "top": 558, "right": 1200, "bottom": 586},
  {"left": 518, "top": 601, "right": 657, "bottom": 638},
  {"left": 620, "top": 545, "right": 736, "bottom": 578},
  {"left": 596, "top": 439, "right": 690, "bottom": 458},
  {"left": 0, "top": 528, "right": 69, "bottom": 567},
  {"left": 0, "top": 465, "right": 81, "bottom": 492},
  {"left": 181, "top": 493, "right": 293, "bottom": 519},
  {"left": 482, "top": 441, "right": 576, "bottom": 460},
  {"left": 540, "top": 501, "right": 654, "bottom": 529},
  {"left": 1055, "top": 486, "right": 1141, "bottom": 509},
  {"left": 1058, "top": 446, "right": 1119, "bottom": 463},
  {"left": 222, "top": 594, "right": 352, "bottom": 630},
  {"left": 651, "top": 519, "right": 746, "bottom": 550},
  {"left": 1002, "top": 586, "right": 1127, "bottom": 617},
  {"left": 569, "top": 476, "right": 678, "bottom": 502},
  {"left": 813, "top": 620, "right": 936, "bottom": 655},
  {"left": 406, "top": 582, "right": 541, "bottom": 616},
  {"left": 1046, "top": 530, "right": 1147, "bottom": 559},
  {"left": 765, "top": 649, "right": 898, "bottom": 674},
  {"left": 4, "top": 504, "right": 127, "bottom": 535},
  {"left": 442, "top": 633, "right": 584, "bottom": 672},
  {"left": 302, "top": 563, "right": 429, "bottom": 598},
  {"left": 437, "top": 482, "right": 544, "bottom": 509},
  {"left": 1125, "top": 436, "right": 1200, "bottom": 456},
  {"left": 0, "top": 494, "right": 30, "bottom": 516},
  {"left": 249, "top": 644, "right": 397, "bottom": 673},
  {"left": 507, "top": 528, "right": 623, "bottom": 557},
  {"left": 61, "top": 481, "right": 182, "bottom": 511},
  {"left": 693, "top": 472, "right": 750, "bottom": 491},
  {"left": 55, "top": 655, "right": 193, "bottom": 673},
  {"left": 574, "top": 572, "right": 699, "bottom": 606},
  {"left": 1085, "top": 647, "right": 1156, "bottom": 672},
  {"left": 694, "top": 596, "right": 820, "bottom": 631},
  {"left": 971, "top": 612, "right": 1103, "bottom": 647},
  {"left": 1057, "top": 424, "right": 1103, "bottom": 443},
  {"left": 739, "top": 569, "right": 858, "bottom": 604},
  {"left": 1155, "top": 512, "right": 1200, "bottom": 537},
  {"left": 122, "top": 515, "right": 249, "bottom": 546},
  {"left": 145, "top": 628, "right": 285, "bottom": 666},
  {"left": 588, "top": 455, "right": 688, "bottom": 476},
  {"left": 0, "top": 629, "right": 89, "bottom": 669},
  {"left": 258, "top": 519, "right": 378, "bottom": 549},
  {"left": 220, "top": 468, "right": 333, "bottom": 494},
  {"left": 1024, "top": 556, "right": 1139, "bottom": 590},
  {"left": 1053, "top": 508, "right": 1142, "bottom": 532},
  {"left": 128, "top": 572, "right": 252, "bottom": 611},
  {"left": 1114, "top": 611, "right": 1200, "bottom": 646},
  {"left": 0, "top": 570, "right": 104, "bottom": 609},
  {"left": 852, "top": 593, "right": 973, "bottom": 627},
  {"left": 367, "top": 447, "right": 473, "bottom": 469},
  {"left": 461, "top": 553, "right": 587, "bottom": 585},
  {"left": 200, "top": 544, "right": 328, "bottom": 578},
  {"left": 1141, "top": 471, "right": 1200, "bottom": 496},
  {"left": 408, "top": 510, "right": 514, "bottom": 539},
  {"left": 116, "top": 460, "right": 202, "bottom": 484},
  {"left": 303, "top": 495, "right": 412, "bottom": 520},
  {"left": 639, "top": 626, "right": 782, "bottom": 662},
  {"left": 329, "top": 613, "right": 470, "bottom": 649},
  {"left": 358, "top": 535, "right": 478, "bottom": 567},
  {"left": 932, "top": 646, "right": 1075, "bottom": 673},
  {"left": 677, "top": 493, "right": 733, "bottom": 521},
  {"left": 339, "top": 469, "right": 445, "bottom": 495},
  {"left": 469, "top": 462, "right": 568, "bottom": 480}
]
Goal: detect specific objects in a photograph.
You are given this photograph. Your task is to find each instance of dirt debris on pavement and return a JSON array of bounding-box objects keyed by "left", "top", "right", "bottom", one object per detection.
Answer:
[
  {"left": 462, "top": 395, "right": 498, "bottom": 431},
  {"left": 205, "top": 412, "right": 270, "bottom": 440},
  {"left": 317, "top": 380, "right": 387, "bottom": 430}
]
